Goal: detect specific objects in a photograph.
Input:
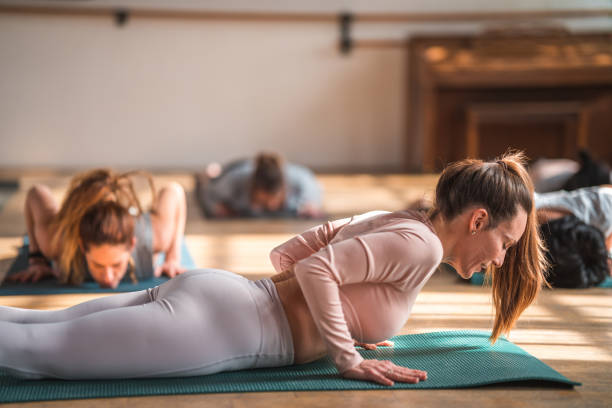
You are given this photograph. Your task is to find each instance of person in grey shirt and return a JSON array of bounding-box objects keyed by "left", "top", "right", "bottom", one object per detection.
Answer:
[
  {"left": 535, "top": 185, "right": 612, "bottom": 287},
  {"left": 529, "top": 150, "right": 611, "bottom": 193},
  {"left": 196, "top": 152, "right": 323, "bottom": 218},
  {"left": 535, "top": 185, "right": 612, "bottom": 251}
]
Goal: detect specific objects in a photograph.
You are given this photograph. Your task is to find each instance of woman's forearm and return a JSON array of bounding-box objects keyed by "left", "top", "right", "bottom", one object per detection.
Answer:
[
  {"left": 23, "top": 184, "right": 59, "bottom": 258},
  {"left": 153, "top": 182, "right": 186, "bottom": 260},
  {"left": 269, "top": 217, "right": 349, "bottom": 273},
  {"left": 24, "top": 190, "right": 40, "bottom": 254}
]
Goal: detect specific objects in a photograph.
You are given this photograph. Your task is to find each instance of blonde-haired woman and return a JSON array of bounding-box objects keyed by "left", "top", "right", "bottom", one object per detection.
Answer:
[
  {"left": 9, "top": 169, "right": 187, "bottom": 288},
  {"left": 0, "top": 152, "right": 546, "bottom": 385}
]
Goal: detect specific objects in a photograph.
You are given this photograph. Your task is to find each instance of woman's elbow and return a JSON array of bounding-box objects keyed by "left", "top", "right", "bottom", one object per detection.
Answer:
[
  {"left": 269, "top": 249, "right": 284, "bottom": 273},
  {"left": 25, "top": 184, "right": 52, "bottom": 205},
  {"left": 166, "top": 181, "right": 186, "bottom": 204}
]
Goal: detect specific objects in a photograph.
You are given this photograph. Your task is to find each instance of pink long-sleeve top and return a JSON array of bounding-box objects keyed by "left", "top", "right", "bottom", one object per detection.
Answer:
[{"left": 269, "top": 210, "right": 443, "bottom": 373}]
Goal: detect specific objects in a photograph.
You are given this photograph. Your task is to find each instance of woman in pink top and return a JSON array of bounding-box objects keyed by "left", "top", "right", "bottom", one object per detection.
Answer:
[{"left": 0, "top": 151, "right": 546, "bottom": 386}]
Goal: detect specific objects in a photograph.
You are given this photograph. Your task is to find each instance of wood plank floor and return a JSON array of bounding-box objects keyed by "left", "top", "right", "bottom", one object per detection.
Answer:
[{"left": 0, "top": 171, "right": 610, "bottom": 408}]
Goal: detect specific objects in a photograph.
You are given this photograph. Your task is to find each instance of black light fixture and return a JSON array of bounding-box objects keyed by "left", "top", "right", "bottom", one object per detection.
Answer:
[
  {"left": 339, "top": 12, "right": 353, "bottom": 55},
  {"left": 114, "top": 9, "right": 130, "bottom": 27}
]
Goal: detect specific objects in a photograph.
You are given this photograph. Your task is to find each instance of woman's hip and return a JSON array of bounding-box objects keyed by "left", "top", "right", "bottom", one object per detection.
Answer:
[{"left": 151, "top": 269, "right": 294, "bottom": 371}]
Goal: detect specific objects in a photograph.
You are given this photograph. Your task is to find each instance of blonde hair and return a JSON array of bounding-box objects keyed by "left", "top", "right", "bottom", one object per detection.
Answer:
[
  {"left": 431, "top": 150, "right": 548, "bottom": 341},
  {"left": 50, "top": 169, "right": 156, "bottom": 285}
]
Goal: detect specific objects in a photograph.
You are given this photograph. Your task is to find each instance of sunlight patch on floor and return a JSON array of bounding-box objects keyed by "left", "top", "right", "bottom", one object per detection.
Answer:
[
  {"left": 0, "top": 237, "right": 21, "bottom": 258},
  {"left": 185, "top": 234, "right": 291, "bottom": 274}
]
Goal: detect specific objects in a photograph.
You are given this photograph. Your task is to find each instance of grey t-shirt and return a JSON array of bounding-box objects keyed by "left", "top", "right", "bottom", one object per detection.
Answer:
[
  {"left": 535, "top": 186, "right": 612, "bottom": 239},
  {"left": 202, "top": 159, "right": 322, "bottom": 217}
]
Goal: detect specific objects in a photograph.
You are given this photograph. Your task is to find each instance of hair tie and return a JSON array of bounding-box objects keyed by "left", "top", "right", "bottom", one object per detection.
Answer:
[{"left": 497, "top": 160, "right": 508, "bottom": 171}]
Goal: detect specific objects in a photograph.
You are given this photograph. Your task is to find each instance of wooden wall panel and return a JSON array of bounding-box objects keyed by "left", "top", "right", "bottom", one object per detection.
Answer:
[{"left": 408, "top": 32, "right": 612, "bottom": 171}]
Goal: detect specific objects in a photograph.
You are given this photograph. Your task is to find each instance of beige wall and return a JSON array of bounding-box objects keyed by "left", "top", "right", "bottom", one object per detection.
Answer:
[
  {"left": 0, "top": 3, "right": 609, "bottom": 171},
  {"left": 0, "top": 14, "right": 409, "bottom": 171}
]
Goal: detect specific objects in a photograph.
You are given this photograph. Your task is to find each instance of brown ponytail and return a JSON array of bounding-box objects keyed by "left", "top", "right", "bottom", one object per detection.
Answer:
[
  {"left": 431, "top": 150, "right": 548, "bottom": 342},
  {"left": 50, "top": 169, "right": 156, "bottom": 285},
  {"left": 489, "top": 153, "right": 549, "bottom": 341}
]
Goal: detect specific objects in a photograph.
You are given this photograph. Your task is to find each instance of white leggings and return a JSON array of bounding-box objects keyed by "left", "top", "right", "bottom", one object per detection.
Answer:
[{"left": 0, "top": 269, "right": 294, "bottom": 379}]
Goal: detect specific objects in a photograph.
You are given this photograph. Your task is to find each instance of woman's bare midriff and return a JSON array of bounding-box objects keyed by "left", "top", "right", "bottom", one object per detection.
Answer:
[{"left": 272, "top": 270, "right": 327, "bottom": 364}]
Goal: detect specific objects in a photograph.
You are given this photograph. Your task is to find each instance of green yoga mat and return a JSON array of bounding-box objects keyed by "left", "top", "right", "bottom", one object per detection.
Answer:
[
  {"left": 0, "top": 239, "right": 196, "bottom": 295},
  {"left": 0, "top": 330, "right": 579, "bottom": 403},
  {"left": 470, "top": 272, "right": 612, "bottom": 288}
]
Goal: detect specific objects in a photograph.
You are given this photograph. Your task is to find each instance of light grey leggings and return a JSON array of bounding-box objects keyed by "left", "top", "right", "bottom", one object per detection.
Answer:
[{"left": 0, "top": 269, "right": 294, "bottom": 379}]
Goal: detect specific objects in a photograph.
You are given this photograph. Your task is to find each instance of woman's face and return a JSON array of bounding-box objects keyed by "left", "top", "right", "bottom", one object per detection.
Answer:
[
  {"left": 84, "top": 243, "right": 132, "bottom": 288},
  {"left": 448, "top": 208, "right": 528, "bottom": 279}
]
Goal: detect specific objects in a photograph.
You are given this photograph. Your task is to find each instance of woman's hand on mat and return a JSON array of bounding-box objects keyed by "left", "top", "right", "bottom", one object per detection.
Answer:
[
  {"left": 154, "top": 259, "right": 186, "bottom": 278},
  {"left": 8, "top": 262, "right": 55, "bottom": 283},
  {"left": 354, "top": 340, "right": 395, "bottom": 350},
  {"left": 343, "top": 359, "right": 427, "bottom": 386}
]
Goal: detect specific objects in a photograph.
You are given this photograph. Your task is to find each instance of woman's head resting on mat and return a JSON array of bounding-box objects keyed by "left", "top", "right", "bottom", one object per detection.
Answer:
[
  {"left": 50, "top": 168, "right": 154, "bottom": 287},
  {"left": 79, "top": 201, "right": 137, "bottom": 289},
  {"left": 540, "top": 214, "right": 609, "bottom": 288},
  {"left": 250, "top": 152, "right": 286, "bottom": 212},
  {"left": 429, "top": 150, "right": 548, "bottom": 342}
]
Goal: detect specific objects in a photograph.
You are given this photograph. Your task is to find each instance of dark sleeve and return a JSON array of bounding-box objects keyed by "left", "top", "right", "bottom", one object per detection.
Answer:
[{"left": 130, "top": 213, "right": 154, "bottom": 280}]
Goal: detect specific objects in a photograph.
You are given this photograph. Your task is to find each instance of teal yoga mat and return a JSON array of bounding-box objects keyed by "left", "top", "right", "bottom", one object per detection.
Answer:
[
  {"left": 0, "top": 238, "right": 196, "bottom": 295},
  {"left": 470, "top": 272, "right": 612, "bottom": 288},
  {"left": 0, "top": 330, "right": 579, "bottom": 403}
]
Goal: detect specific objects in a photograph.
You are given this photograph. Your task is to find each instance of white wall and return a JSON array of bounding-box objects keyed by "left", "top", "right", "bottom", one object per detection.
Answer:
[{"left": 0, "top": 1, "right": 609, "bottom": 171}]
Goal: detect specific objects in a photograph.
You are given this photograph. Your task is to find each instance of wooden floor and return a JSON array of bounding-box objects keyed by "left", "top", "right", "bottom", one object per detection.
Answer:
[{"left": 0, "top": 171, "right": 610, "bottom": 408}]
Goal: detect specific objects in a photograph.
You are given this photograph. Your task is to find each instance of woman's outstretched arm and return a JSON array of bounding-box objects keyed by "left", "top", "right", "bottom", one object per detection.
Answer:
[
  {"left": 151, "top": 182, "right": 187, "bottom": 278},
  {"left": 8, "top": 184, "right": 60, "bottom": 282},
  {"left": 293, "top": 226, "right": 441, "bottom": 385},
  {"left": 269, "top": 217, "right": 350, "bottom": 274}
]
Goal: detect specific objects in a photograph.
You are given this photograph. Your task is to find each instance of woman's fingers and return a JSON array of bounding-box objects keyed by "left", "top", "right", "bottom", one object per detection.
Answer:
[
  {"left": 167, "top": 264, "right": 185, "bottom": 278},
  {"left": 11, "top": 265, "right": 52, "bottom": 283},
  {"left": 388, "top": 365, "right": 427, "bottom": 380},
  {"left": 6, "top": 272, "right": 19, "bottom": 281},
  {"left": 20, "top": 271, "right": 35, "bottom": 282},
  {"left": 154, "top": 264, "right": 172, "bottom": 278},
  {"left": 31, "top": 270, "right": 42, "bottom": 283},
  {"left": 345, "top": 359, "right": 428, "bottom": 386},
  {"left": 378, "top": 361, "right": 427, "bottom": 384},
  {"left": 354, "top": 339, "right": 394, "bottom": 350},
  {"left": 156, "top": 262, "right": 186, "bottom": 278},
  {"left": 366, "top": 367, "right": 419, "bottom": 386},
  {"left": 153, "top": 265, "right": 162, "bottom": 277},
  {"left": 386, "top": 369, "right": 422, "bottom": 384},
  {"left": 366, "top": 367, "right": 394, "bottom": 386},
  {"left": 7, "top": 265, "right": 53, "bottom": 283},
  {"left": 415, "top": 369, "right": 428, "bottom": 380},
  {"left": 8, "top": 269, "right": 34, "bottom": 282},
  {"left": 355, "top": 342, "right": 377, "bottom": 350},
  {"left": 30, "top": 266, "right": 52, "bottom": 283}
]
